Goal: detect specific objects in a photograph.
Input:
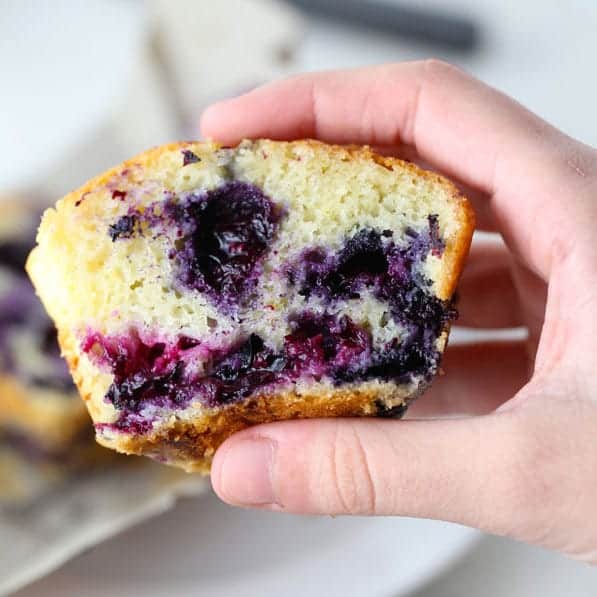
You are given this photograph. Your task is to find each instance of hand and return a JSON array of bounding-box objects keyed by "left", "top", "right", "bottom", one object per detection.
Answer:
[{"left": 201, "top": 60, "right": 597, "bottom": 563}]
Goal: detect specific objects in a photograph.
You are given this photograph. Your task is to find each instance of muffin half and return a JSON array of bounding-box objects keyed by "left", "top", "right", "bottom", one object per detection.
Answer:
[{"left": 27, "top": 140, "right": 474, "bottom": 472}]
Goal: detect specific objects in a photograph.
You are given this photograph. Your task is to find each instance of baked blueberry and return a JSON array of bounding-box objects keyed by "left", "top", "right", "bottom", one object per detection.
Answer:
[{"left": 167, "top": 181, "right": 279, "bottom": 311}]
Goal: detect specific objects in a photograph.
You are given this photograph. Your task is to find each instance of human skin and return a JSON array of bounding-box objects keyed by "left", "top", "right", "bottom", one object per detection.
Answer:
[{"left": 200, "top": 60, "right": 597, "bottom": 563}]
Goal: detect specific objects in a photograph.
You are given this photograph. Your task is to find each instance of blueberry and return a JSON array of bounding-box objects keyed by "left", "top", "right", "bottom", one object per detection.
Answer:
[
  {"left": 87, "top": 332, "right": 193, "bottom": 413},
  {"left": 108, "top": 214, "right": 138, "bottom": 241},
  {"left": 375, "top": 401, "right": 409, "bottom": 419},
  {"left": 170, "top": 182, "right": 279, "bottom": 311},
  {"left": 181, "top": 150, "right": 201, "bottom": 166},
  {"left": 204, "top": 334, "right": 284, "bottom": 405},
  {"left": 284, "top": 313, "right": 372, "bottom": 378},
  {"left": 105, "top": 181, "right": 279, "bottom": 311},
  {"left": 287, "top": 217, "right": 455, "bottom": 385},
  {"left": 337, "top": 228, "right": 387, "bottom": 277}
]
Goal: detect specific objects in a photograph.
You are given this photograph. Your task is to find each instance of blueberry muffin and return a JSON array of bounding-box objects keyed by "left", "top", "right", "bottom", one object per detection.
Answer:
[
  {"left": 0, "top": 200, "right": 107, "bottom": 504},
  {"left": 27, "top": 140, "right": 474, "bottom": 473}
]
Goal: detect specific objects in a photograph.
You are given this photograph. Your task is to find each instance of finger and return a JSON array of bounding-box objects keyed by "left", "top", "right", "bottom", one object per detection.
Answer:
[
  {"left": 202, "top": 60, "right": 595, "bottom": 278},
  {"left": 211, "top": 411, "right": 539, "bottom": 538},
  {"left": 407, "top": 340, "right": 530, "bottom": 417},
  {"left": 457, "top": 241, "right": 521, "bottom": 328}
]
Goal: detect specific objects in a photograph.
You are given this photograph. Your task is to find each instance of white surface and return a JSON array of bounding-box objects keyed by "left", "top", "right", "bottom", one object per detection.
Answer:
[
  {"left": 14, "top": 492, "right": 479, "bottom": 597},
  {"left": 296, "top": 0, "right": 597, "bottom": 148},
  {"left": 411, "top": 535, "right": 597, "bottom": 597},
  {"left": 0, "top": 0, "right": 147, "bottom": 192},
  {"left": 0, "top": 464, "right": 208, "bottom": 596}
]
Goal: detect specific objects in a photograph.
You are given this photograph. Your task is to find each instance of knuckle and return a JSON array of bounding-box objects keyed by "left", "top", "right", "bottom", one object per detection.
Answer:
[
  {"left": 420, "top": 58, "right": 466, "bottom": 80},
  {"left": 326, "top": 423, "right": 378, "bottom": 515}
]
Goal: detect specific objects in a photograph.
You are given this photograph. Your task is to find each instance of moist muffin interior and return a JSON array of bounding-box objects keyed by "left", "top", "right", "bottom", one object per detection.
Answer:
[
  {"left": 77, "top": 157, "right": 456, "bottom": 433},
  {"left": 27, "top": 139, "right": 474, "bottom": 470}
]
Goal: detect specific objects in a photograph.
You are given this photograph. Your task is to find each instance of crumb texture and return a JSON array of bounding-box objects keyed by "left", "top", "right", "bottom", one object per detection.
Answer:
[{"left": 27, "top": 140, "right": 474, "bottom": 472}]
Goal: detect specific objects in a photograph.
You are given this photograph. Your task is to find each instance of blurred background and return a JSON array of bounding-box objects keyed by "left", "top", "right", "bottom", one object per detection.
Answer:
[{"left": 2, "top": 0, "right": 597, "bottom": 595}]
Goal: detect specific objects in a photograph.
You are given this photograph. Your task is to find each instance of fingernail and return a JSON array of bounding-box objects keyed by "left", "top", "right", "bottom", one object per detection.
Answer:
[{"left": 218, "top": 437, "right": 277, "bottom": 507}]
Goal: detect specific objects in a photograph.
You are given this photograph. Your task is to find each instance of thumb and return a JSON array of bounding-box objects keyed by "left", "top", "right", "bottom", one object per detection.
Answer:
[{"left": 211, "top": 413, "right": 535, "bottom": 537}]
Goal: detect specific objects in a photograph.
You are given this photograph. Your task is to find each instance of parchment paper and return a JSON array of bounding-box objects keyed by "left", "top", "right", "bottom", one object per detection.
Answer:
[{"left": 0, "top": 463, "right": 208, "bottom": 595}]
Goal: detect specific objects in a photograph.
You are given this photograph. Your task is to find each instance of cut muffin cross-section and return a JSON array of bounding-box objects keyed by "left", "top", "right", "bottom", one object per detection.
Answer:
[{"left": 27, "top": 139, "right": 474, "bottom": 473}]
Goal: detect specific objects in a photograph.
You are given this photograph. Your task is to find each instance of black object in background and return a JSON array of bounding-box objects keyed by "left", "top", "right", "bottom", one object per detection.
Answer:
[{"left": 287, "top": 0, "right": 479, "bottom": 51}]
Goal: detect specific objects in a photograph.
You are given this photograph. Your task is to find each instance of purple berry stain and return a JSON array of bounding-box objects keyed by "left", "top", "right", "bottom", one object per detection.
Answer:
[
  {"left": 197, "top": 334, "right": 285, "bottom": 406},
  {"left": 0, "top": 229, "right": 74, "bottom": 392},
  {"left": 284, "top": 313, "right": 371, "bottom": 379},
  {"left": 287, "top": 216, "right": 454, "bottom": 383},
  {"left": 167, "top": 181, "right": 280, "bottom": 311},
  {"left": 84, "top": 313, "right": 374, "bottom": 428},
  {"left": 81, "top": 330, "right": 196, "bottom": 413},
  {"left": 182, "top": 150, "right": 201, "bottom": 166},
  {"left": 96, "top": 188, "right": 455, "bottom": 430},
  {"left": 108, "top": 214, "right": 138, "bottom": 241}
]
